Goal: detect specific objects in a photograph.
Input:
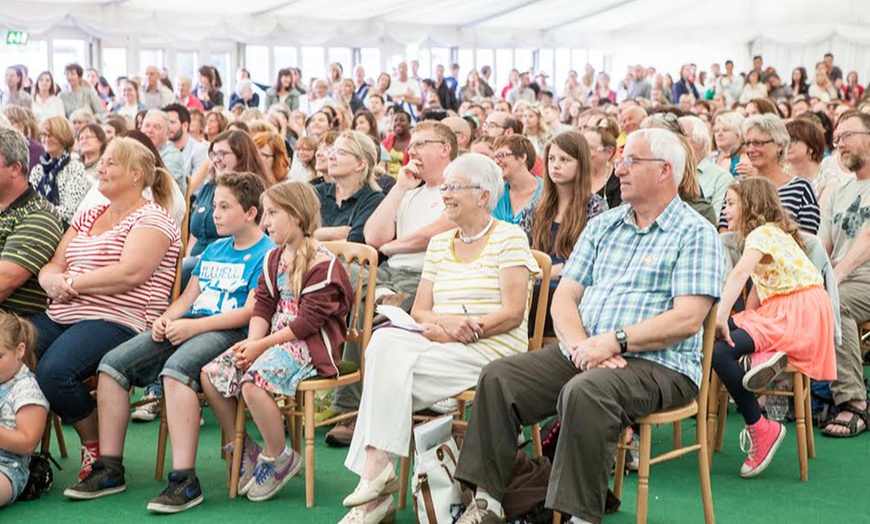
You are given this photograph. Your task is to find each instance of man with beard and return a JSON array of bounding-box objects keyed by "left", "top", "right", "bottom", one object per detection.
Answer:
[
  {"left": 819, "top": 110, "right": 870, "bottom": 438},
  {"left": 164, "top": 103, "right": 208, "bottom": 183},
  {"left": 141, "top": 109, "right": 186, "bottom": 193}
]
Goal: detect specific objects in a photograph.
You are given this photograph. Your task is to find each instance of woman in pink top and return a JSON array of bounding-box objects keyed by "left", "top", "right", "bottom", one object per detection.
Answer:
[{"left": 33, "top": 137, "right": 181, "bottom": 481}]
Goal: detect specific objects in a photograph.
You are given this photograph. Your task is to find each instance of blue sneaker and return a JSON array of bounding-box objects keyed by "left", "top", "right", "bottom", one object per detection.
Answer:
[
  {"left": 146, "top": 471, "right": 204, "bottom": 513},
  {"left": 63, "top": 460, "right": 126, "bottom": 500}
]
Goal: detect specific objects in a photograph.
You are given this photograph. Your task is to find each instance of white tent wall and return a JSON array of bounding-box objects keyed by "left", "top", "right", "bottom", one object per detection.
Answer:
[{"left": 4, "top": 0, "right": 870, "bottom": 94}]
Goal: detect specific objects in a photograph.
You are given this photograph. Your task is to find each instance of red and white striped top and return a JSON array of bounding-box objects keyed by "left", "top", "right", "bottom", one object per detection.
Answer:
[{"left": 47, "top": 202, "right": 181, "bottom": 333}]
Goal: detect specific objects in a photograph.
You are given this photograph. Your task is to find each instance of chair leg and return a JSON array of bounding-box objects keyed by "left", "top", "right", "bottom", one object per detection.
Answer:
[
  {"left": 228, "top": 397, "right": 247, "bottom": 498},
  {"left": 155, "top": 398, "right": 168, "bottom": 480},
  {"left": 292, "top": 392, "right": 303, "bottom": 454},
  {"left": 636, "top": 424, "right": 652, "bottom": 524},
  {"left": 53, "top": 415, "right": 68, "bottom": 458},
  {"left": 612, "top": 427, "right": 628, "bottom": 499},
  {"left": 398, "top": 439, "right": 412, "bottom": 510},
  {"left": 714, "top": 386, "right": 728, "bottom": 453},
  {"left": 40, "top": 413, "right": 52, "bottom": 454},
  {"left": 804, "top": 374, "right": 815, "bottom": 459},
  {"left": 696, "top": 402, "right": 715, "bottom": 523},
  {"left": 673, "top": 420, "right": 683, "bottom": 449},
  {"left": 793, "top": 373, "right": 809, "bottom": 482},
  {"left": 304, "top": 390, "right": 316, "bottom": 507},
  {"left": 706, "top": 374, "right": 720, "bottom": 466},
  {"left": 531, "top": 422, "right": 543, "bottom": 458},
  {"left": 552, "top": 510, "right": 561, "bottom": 524}
]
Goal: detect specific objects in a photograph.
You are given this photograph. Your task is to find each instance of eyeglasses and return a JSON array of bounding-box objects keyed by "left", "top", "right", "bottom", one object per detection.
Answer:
[
  {"left": 209, "top": 150, "right": 235, "bottom": 161},
  {"left": 39, "top": 131, "right": 52, "bottom": 139},
  {"left": 482, "top": 122, "right": 504, "bottom": 129},
  {"left": 493, "top": 151, "right": 517, "bottom": 160},
  {"left": 407, "top": 139, "right": 445, "bottom": 150},
  {"left": 614, "top": 156, "right": 667, "bottom": 170},
  {"left": 327, "top": 147, "right": 358, "bottom": 158},
  {"left": 833, "top": 131, "right": 870, "bottom": 146},
  {"left": 742, "top": 139, "right": 775, "bottom": 149},
  {"left": 439, "top": 183, "right": 481, "bottom": 193}
]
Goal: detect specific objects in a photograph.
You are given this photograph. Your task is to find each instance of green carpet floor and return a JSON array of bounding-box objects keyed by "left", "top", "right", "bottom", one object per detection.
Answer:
[{"left": 4, "top": 406, "right": 870, "bottom": 523}]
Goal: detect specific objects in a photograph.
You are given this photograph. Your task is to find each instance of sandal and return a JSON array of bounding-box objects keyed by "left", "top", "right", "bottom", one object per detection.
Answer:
[{"left": 821, "top": 403, "right": 870, "bottom": 438}]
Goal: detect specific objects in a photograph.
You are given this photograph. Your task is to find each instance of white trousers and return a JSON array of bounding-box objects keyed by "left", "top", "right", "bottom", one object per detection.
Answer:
[{"left": 344, "top": 327, "right": 491, "bottom": 475}]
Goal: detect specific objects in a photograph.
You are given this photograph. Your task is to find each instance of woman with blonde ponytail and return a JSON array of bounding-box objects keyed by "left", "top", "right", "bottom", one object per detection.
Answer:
[
  {"left": 34, "top": 136, "right": 181, "bottom": 480},
  {"left": 313, "top": 130, "right": 385, "bottom": 243},
  {"left": 200, "top": 181, "right": 353, "bottom": 503}
]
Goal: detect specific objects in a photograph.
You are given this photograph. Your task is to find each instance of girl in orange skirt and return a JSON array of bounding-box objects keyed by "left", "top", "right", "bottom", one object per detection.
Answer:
[{"left": 713, "top": 177, "right": 835, "bottom": 478}]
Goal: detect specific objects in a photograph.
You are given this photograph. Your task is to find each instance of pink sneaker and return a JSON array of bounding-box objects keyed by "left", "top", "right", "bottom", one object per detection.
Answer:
[
  {"left": 743, "top": 351, "right": 788, "bottom": 392},
  {"left": 739, "top": 418, "right": 786, "bottom": 478}
]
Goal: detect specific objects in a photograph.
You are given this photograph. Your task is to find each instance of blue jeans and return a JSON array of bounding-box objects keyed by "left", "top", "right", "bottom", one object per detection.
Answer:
[
  {"left": 98, "top": 328, "right": 245, "bottom": 393},
  {"left": 32, "top": 315, "right": 136, "bottom": 424}
]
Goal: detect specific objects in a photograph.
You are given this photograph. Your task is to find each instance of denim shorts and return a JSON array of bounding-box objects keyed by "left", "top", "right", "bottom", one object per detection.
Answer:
[
  {"left": 0, "top": 450, "right": 28, "bottom": 500},
  {"left": 98, "top": 329, "right": 245, "bottom": 393}
]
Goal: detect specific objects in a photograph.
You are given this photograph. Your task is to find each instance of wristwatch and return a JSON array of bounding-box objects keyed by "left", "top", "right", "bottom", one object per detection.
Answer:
[{"left": 615, "top": 329, "right": 628, "bottom": 354}]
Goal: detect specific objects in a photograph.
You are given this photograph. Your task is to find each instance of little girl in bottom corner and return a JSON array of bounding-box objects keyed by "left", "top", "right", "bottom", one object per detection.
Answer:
[
  {"left": 200, "top": 181, "right": 353, "bottom": 503},
  {"left": 713, "top": 177, "right": 835, "bottom": 479},
  {"left": 0, "top": 313, "right": 49, "bottom": 507}
]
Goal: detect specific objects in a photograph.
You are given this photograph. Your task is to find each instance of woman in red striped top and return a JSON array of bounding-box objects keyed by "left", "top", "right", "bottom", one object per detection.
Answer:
[{"left": 33, "top": 137, "right": 181, "bottom": 480}]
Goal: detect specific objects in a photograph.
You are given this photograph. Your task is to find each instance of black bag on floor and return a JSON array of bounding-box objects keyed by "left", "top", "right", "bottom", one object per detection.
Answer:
[{"left": 18, "top": 452, "right": 60, "bottom": 501}]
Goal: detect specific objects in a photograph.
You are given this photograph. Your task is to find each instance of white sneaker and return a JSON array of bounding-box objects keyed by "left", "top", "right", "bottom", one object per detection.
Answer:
[
  {"left": 131, "top": 393, "right": 161, "bottom": 422},
  {"left": 428, "top": 398, "right": 459, "bottom": 414}
]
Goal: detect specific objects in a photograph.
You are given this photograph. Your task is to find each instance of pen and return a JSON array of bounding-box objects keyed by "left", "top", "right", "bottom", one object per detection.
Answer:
[{"left": 462, "top": 305, "right": 480, "bottom": 341}]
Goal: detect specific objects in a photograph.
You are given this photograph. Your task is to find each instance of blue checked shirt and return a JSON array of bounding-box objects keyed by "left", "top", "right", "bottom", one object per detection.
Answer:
[{"left": 560, "top": 196, "right": 726, "bottom": 386}]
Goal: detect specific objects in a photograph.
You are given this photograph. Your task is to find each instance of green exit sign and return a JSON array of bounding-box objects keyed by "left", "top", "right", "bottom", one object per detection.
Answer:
[{"left": 5, "top": 31, "right": 29, "bottom": 46}]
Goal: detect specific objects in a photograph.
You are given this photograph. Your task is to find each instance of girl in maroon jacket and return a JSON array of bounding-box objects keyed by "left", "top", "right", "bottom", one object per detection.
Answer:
[{"left": 201, "top": 181, "right": 353, "bottom": 503}]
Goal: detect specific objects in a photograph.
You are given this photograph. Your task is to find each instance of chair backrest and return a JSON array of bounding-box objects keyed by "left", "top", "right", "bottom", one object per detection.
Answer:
[
  {"left": 170, "top": 176, "right": 194, "bottom": 302},
  {"left": 529, "top": 250, "right": 552, "bottom": 352},
  {"left": 696, "top": 305, "right": 719, "bottom": 420},
  {"left": 321, "top": 241, "right": 378, "bottom": 375}
]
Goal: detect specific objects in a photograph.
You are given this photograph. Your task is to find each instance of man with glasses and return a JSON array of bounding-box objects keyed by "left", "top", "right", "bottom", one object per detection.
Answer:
[
  {"left": 482, "top": 111, "right": 520, "bottom": 139},
  {"left": 324, "top": 122, "right": 459, "bottom": 447},
  {"left": 819, "top": 111, "right": 870, "bottom": 438},
  {"left": 453, "top": 128, "right": 724, "bottom": 524}
]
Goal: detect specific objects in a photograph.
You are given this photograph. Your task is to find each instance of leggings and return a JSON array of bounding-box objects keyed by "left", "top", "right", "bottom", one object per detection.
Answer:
[{"left": 711, "top": 318, "right": 761, "bottom": 425}]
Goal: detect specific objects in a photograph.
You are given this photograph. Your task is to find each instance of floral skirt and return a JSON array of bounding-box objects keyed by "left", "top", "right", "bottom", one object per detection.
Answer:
[{"left": 202, "top": 340, "right": 316, "bottom": 398}]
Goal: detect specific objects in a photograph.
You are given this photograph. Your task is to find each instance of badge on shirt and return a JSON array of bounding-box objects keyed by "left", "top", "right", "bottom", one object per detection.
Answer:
[
  {"left": 197, "top": 206, "right": 206, "bottom": 213},
  {"left": 643, "top": 256, "right": 654, "bottom": 265},
  {"left": 243, "top": 254, "right": 251, "bottom": 262}
]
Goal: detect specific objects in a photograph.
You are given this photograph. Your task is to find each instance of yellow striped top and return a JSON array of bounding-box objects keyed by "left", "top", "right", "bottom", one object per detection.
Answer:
[{"left": 423, "top": 221, "right": 539, "bottom": 361}]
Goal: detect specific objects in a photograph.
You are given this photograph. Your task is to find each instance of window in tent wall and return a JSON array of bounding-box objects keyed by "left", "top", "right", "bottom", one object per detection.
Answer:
[
  {"left": 538, "top": 48, "right": 555, "bottom": 95},
  {"left": 327, "top": 47, "right": 352, "bottom": 79},
  {"left": 176, "top": 51, "right": 198, "bottom": 82},
  {"left": 457, "top": 48, "right": 473, "bottom": 80},
  {"left": 52, "top": 39, "right": 87, "bottom": 87},
  {"left": 476, "top": 48, "right": 494, "bottom": 75},
  {"left": 0, "top": 39, "right": 49, "bottom": 83},
  {"left": 430, "top": 47, "right": 450, "bottom": 78},
  {"left": 301, "top": 47, "right": 326, "bottom": 84},
  {"left": 244, "top": 45, "right": 270, "bottom": 86},
  {"left": 100, "top": 47, "right": 127, "bottom": 90},
  {"left": 209, "top": 52, "right": 231, "bottom": 97},
  {"left": 273, "top": 47, "right": 298, "bottom": 77},
  {"left": 417, "top": 49, "right": 431, "bottom": 80},
  {"left": 139, "top": 49, "right": 165, "bottom": 73},
  {"left": 571, "top": 48, "right": 589, "bottom": 77},
  {"left": 358, "top": 48, "right": 381, "bottom": 84},
  {"left": 588, "top": 50, "right": 605, "bottom": 74},
  {"left": 515, "top": 49, "right": 533, "bottom": 75},
  {"left": 495, "top": 48, "right": 513, "bottom": 94},
  {"left": 554, "top": 48, "right": 571, "bottom": 98}
]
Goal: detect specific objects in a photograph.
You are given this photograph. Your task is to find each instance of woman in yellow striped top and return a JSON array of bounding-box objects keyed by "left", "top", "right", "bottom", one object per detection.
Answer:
[{"left": 339, "top": 153, "right": 539, "bottom": 524}]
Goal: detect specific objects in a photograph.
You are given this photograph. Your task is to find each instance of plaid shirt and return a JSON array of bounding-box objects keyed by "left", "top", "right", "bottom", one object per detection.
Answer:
[{"left": 560, "top": 196, "right": 725, "bottom": 386}]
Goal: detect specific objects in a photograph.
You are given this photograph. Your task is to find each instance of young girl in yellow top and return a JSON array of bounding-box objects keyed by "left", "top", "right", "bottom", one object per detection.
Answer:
[{"left": 713, "top": 177, "right": 835, "bottom": 479}]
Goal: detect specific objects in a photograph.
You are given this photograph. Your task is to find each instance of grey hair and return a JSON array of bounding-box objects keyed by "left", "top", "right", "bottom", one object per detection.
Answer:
[
  {"left": 69, "top": 109, "right": 96, "bottom": 124},
  {"left": 443, "top": 153, "right": 504, "bottom": 212},
  {"left": 144, "top": 109, "right": 170, "bottom": 128},
  {"left": 0, "top": 128, "right": 30, "bottom": 172},
  {"left": 630, "top": 128, "right": 686, "bottom": 184},
  {"left": 236, "top": 79, "right": 253, "bottom": 95},
  {"left": 743, "top": 113, "right": 790, "bottom": 162},
  {"left": 679, "top": 115, "right": 712, "bottom": 154}
]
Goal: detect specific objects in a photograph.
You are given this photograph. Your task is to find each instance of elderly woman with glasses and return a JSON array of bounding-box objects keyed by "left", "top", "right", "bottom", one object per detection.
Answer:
[
  {"left": 313, "top": 130, "right": 385, "bottom": 243},
  {"left": 718, "top": 113, "right": 820, "bottom": 234},
  {"left": 29, "top": 116, "right": 91, "bottom": 226},
  {"left": 339, "top": 154, "right": 539, "bottom": 524}
]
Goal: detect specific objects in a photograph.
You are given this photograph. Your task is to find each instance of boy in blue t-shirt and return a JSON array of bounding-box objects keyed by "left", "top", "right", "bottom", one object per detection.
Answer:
[{"left": 64, "top": 172, "right": 275, "bottom": 502}]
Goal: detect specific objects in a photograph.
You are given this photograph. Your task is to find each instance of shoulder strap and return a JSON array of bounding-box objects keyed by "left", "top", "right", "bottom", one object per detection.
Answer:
[{"left": 261, "top": 247, "right": 278, "bottom": 298}]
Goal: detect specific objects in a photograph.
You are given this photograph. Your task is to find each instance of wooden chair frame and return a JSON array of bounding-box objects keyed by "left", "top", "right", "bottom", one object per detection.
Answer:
[
  {"left": 227, "top": 241, "right": 378, "bottom": 507},
  {"left": 397, "top": 250, "right": 553, "bottom": 509}
]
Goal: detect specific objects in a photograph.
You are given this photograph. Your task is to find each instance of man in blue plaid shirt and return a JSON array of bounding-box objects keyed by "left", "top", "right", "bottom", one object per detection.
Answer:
[{"left": 455, "top": 128, "right": 725, "bottom": 524}]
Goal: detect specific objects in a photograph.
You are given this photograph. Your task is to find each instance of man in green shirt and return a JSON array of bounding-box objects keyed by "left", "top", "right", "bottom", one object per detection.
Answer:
[{"left": 0, "top": 128, "right": 64, "bottom": 316}]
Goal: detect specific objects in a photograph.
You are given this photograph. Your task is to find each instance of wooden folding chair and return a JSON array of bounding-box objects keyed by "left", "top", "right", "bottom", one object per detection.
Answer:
[
  {"left": 609, "top": 306, "right": 717, "bottom": 524},
  {"left": 227, "top": 241, "right": 378, "bottom": 507},
  {"left": 398, "top": 250, "right": 552, "bottom": 509}
]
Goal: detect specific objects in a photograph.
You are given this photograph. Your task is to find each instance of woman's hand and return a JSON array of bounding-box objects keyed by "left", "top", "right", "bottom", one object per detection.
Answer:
[
  {"left": 41, "top": 273, "right": 78, "bottom": 303},
  {"left": 421, "top": 323, "right": 452, "bottom": 343},
  {"left": 715, "top": 317, "right": 734, "bottom": 347},
  {"left": 231, "top": 339, "right": 269, "bottom": 371},
  {"left": 436, "top": 315, "right": 483, "bottom": 344},
  {"left": 733, "top": 160, "right": 757, "bottom": 177}
]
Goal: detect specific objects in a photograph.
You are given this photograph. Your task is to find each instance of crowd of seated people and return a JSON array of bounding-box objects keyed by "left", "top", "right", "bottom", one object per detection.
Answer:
[{"left": 0, "top": 50, "right": 868, "bottom": 524}]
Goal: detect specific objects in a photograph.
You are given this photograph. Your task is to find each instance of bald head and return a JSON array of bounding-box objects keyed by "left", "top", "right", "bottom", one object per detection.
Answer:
[{"left": 442, "top": 117, "right": 472, "bottom": 149}]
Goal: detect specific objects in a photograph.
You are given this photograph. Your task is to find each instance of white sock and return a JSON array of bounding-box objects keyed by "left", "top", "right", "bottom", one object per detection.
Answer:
[
  {"left": 570, "top": 517, "right": 594, "bottom": 524},
  {"left": 475, "top": 490, "right": 503, "bottom": 516}
]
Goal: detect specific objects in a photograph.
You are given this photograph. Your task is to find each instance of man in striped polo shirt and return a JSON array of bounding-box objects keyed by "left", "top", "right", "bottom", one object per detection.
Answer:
[{"left": 0, "top": 128, "right": 64, "bottom": 316}]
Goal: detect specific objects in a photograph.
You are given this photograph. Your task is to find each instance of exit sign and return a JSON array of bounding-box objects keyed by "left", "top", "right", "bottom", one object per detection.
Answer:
[{"left": 5, "top": 31, "right": 29, "bottom": 46}]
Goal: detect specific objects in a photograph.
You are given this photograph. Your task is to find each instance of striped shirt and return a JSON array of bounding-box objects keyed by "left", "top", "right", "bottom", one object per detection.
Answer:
[
  {"left": 562, "top": 196, "right": 725, "bottom": 387},
  {"left": 423, "top": 221, "right": 539, "bottom": 361},
  {"left": 0, "top": 188, "right": 63, "bottom": 316},
  {"left": 47, "top": 202, "right": 180, "bottom": 332},
  {"left": 718, "top": 177, "right": 820, "bottom": 234}
]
